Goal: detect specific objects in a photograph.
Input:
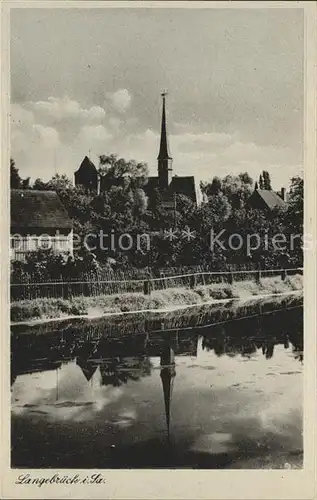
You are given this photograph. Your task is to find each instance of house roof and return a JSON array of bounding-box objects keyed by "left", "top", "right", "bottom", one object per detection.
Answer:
[
  {"left": 11, "top": 189, "right": 73, "bottom": 229},
  {"left": 251, "top": 189, "right": 287, "bottom": 210}
]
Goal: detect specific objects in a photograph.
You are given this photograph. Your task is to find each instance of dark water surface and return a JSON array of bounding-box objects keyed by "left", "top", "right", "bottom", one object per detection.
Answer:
[{"left": 11, "top": 307, "right": 303, "bottom": 469}]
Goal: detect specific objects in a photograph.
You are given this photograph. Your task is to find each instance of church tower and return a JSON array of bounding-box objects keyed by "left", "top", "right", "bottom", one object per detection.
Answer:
[
  {"left": 160, "top": 344, "right": 176, "bottom": 442},
  {"left": 158, "top": 91, "right": 173, "bottom": 189}
]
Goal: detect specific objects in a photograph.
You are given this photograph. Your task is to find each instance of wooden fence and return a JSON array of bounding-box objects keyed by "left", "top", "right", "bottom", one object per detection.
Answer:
[{"left": 10, "top": 265, "right": 303, "bottom": 302}]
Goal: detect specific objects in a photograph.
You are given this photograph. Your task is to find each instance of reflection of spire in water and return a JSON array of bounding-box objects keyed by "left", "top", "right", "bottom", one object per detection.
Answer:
[
  {"left": 56, "top": 367, "right": 59, "bottom": 401},
  {"left": 160, "top": 346, "right": 176, "bottom": 442},
  {"left": 11, "top": 371, "right": 17, "bottom": 388},
  {"left": 266, "top": 341, "right": 275, "bottom": 359},
  {"left": 76, "top": 357, "right": 98, "bottom": 381}
]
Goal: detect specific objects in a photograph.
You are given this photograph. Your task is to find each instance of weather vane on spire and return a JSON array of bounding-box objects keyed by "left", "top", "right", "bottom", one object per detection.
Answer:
[{"left": 161, "top": 89, "right": 168, "bottom": 98}]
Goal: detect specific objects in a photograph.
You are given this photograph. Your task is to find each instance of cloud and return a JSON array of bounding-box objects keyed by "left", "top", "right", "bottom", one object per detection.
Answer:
[
  {"left": 11, "top": 103, "right": 34, "bottom": 126},
  {"left": 115, "top": 127, "right": 300, "bottom": 189},
  {"left": 32, "top": 124, "right": 60, "bottom": 148},
  {"left": 11, "top": 95, "right": 301, "bottom": 190},
  {"left": 174, "top": 132, "right": 235, "bottom": 154},
  {"left": 106, "top": 89, "right": 132, "bottom": 114},
  {"left": 27, "top": 96, "right": 106, "bottom": 124},
  {"left": 79, "top": 125, "right": 112, "bottom": 143}
]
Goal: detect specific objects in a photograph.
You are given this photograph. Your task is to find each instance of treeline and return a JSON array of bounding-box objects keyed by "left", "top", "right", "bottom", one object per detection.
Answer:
[{"left": 10, "top": 156, "right": 303, "bottom": 272}]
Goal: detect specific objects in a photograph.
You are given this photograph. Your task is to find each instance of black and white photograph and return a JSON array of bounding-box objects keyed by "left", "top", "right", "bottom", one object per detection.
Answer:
[{"left": 2, "top": 2, "right": 317, "bottom": 499}]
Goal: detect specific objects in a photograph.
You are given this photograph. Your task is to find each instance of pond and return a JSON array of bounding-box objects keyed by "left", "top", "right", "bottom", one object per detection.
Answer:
[{"left": 11, "top": 306, "right": 303, "bottom": 469}]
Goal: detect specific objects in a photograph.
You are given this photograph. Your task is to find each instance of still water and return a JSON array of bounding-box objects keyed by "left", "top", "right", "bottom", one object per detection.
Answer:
[{"left": 11, "top": 307, "right": 303, "bottom": 469}]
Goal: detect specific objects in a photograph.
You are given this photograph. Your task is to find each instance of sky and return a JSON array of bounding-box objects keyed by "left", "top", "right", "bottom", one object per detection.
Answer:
[{"left": 10, "top": 7, "right": 304, "bottom": 189}]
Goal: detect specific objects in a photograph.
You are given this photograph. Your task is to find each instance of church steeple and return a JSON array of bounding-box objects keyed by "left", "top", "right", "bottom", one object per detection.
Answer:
[
  {"left": 158, "top": 90, "right": 173, "bottom": 189},
  {"left": 160, "top": 344, "right": 176, "bottom": 442}
]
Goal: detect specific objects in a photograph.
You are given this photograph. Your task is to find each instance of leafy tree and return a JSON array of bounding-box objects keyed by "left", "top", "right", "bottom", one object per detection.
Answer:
[
  {"left": 33, "top": 178, "right": 49, "bottom": 190},
  {"left": 99, "top": 154, "right": 148, "bottom": 190},
  {"left": 288, "top": 176, "right": 303, "bottom": 209},
  {"left": 261, "top": 170, "right": 272, "bottom": 190},
  {"left": 10, "top": 158, "right": 30, "bottom": 189},
  {"left": 46, "top": 174, "right": 73, "bottom": 192},
  {"left": 202, "top": 173, "right": 253, "bottom": 210},
  {"left": 10, "top": 152, "right": 303, "bottom": 271},
  {"left": 202, "top": 176, "right": 222, "bottom": 196},
  {"left": 10, "top": 158, "right": 21, "bottom": 188},
  {"left": 285, "top": 176, "right": 303, "bottom": 264},
  {"left": 238, "top": 172, "right": 253, "bottom": 185}
]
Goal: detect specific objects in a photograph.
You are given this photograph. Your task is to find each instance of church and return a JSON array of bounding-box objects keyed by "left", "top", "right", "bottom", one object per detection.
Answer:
[
  {"left": 74, "top": 92, "right": 199, "bottom": 206},
  {"left": 143, "top": 91, "right": 199, "bottom": 206}
]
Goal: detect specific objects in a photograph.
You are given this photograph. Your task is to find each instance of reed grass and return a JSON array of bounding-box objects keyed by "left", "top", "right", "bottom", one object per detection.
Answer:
[{"left": 11, "top": 274, "right": 303, "bottom": 323}]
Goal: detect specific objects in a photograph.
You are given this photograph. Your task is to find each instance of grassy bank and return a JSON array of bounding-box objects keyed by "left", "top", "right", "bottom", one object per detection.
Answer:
[{"left": 10, "top": 274, "right": 303, "bottom": 323}]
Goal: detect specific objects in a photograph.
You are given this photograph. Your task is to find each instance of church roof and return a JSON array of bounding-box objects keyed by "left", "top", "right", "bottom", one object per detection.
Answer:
[
  {"left": 75, "top": 156, "right": 97, "bottom": 174},
  {"left": 11, "top": 189, "right": 73, "bottom": 230},
  {"left": 249, "top": 189, "right": 287, "bottom": 210},
  {"left": 145, "top": 175, "right": 197, "bottom": 204},
  {"left": 170, "top": 176, "right": 197, "bottom": 202}
]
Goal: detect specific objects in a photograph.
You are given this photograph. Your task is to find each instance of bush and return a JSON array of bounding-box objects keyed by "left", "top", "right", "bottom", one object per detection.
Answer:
[{"left": 195, "top": 284, "right": 238, "bottom": 300}]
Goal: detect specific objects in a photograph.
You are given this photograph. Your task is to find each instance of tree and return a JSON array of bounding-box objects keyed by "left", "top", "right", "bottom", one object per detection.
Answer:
[
  {"left": 202, "top": 176, "right": 222, "bottom": 196},
  {"left": 259, "top": 173, "right": 264, "bottom": 189},
  {"left": 238, "top": 172, "right": 253, "bottom": 185},
  {"left": 10, "top": 158, "right": 22, "bottom": 188},
  {"left": 21, "top": 177, "right": 31, "bottom": 189},
  {"left": 286, "top": 175, "right": 303, "bottom": 236},
  {"left": 261, "top": 170, "right": 272, "bottom": 190},
  {"left": 132, "top": 188, "right": 148, "bottom": 222},
  {"left": 99, "top": 154, "right": 148, "bottom": 190},
  {"left": 221, "top": 174, "right": 253, "bottom": 209},
  {"left": 33, "top": 178, "right": 49, "bottom": 190},
  {"left": 10, "top": 158, "right": 30, "bottom": 189},
  {"left": 46, "top": 174, "right": 73, "bottom": 192},
  {"left": 202, "top": 173, "right": 253, "bottom": 210}
]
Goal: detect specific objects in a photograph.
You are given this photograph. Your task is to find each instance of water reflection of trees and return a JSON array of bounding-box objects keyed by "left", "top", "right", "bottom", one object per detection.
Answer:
[
  {"left": 11, "top": 306, "right": 303, "bottom": 388},
  {"left": 98, "top": 356, "right": 152, "bottom": 387},
  {"left": 201, "top": 309, "right": 303, "bottom": 361},
  {"left": 202, "top": 335, "right": 276, "bottom": 359}
]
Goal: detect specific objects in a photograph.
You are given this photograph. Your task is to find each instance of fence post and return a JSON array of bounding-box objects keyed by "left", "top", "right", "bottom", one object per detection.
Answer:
[
  {"left": 64, "top": 280, "right": 69, "bottom": 300},
  {"left": 281, "top": 269, "right": 287, "bottom": 281},
  {"left": 255, "top": 264, "right": 261, "bottom": 285},
  {"left": 189, "top": 274, "right": 197, "bottom": 289},
  {"left": 228, "top": 271, "right": 233, "bottom": 285},
  {"left": 160, "top": 272, "right": 166, "bottom": 290},
  {"left": 143, "top": 279, "right": 151, "bottom": 295}
]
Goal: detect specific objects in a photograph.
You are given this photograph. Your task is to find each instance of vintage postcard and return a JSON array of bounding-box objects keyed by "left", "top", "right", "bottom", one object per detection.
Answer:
[{"left": 1, "top": 1, "right": 316, "bottom": 499}]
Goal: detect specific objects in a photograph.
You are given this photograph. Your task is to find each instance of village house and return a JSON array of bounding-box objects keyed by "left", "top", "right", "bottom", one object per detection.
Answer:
[
  {"left": 10, "top": 189, "right": 73, "bottom": 261},
  {"left": 247, "top": 184, "right": 288, "bottom": 212}
]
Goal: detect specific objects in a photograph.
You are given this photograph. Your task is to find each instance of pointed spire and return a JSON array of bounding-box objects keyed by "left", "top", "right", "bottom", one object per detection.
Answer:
[
  {"left": 157, "top": 91, "right": 173, "bottom": 188},
  {"left": 158, "top": 90, "right": 172, "bottom": 160}
]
